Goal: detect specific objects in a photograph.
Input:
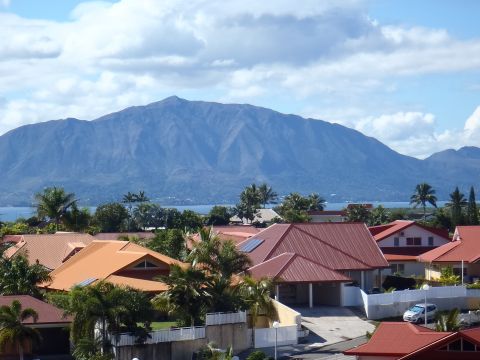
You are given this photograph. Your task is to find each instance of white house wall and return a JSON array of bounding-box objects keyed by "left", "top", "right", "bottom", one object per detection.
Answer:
[{"left": 377, "top": 225, "right": 450, "bottom": 247}]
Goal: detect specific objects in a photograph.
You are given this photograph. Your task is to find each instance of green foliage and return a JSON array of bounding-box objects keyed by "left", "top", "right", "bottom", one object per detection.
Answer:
[
  {"left": 439, "top": 266, "right": 460, "bottom": 286},
  {"left": 410, "top": 183, "right": 437, "bottom": 221},
  {"left": 205, "top": 206, "right": 232, "bottom": 226},
  {"left": 132, "top": 203, "right": 164, "bottom": 230},
  {"left": 0, "top": 255, "right": 51, "bottom": 298},
  {"left": 430, "top": 207, "right": 452, "bottom": 232},
  {"left": 35, "top": 186, "right": 77, "bottom": 230},
  {"left": 0, "top": 222, "right": 33, "bottom": 238},
  {"left": 93, "top": 202, "right": 128, "bottom": 232},
  {"left": 246, "top": 350, "right": 269, "bottom": 360},
  {"left": 467, "top": 281, "right": 480, "bottom": 289},
  {"left": 72, "top": 337, "right": 113, "bottom": 360},
  {"left": 435, "top": 308, "right": 461, "bottom": 332},
  {"left": 447, "top": 187, "right": 467, "bottom": 228},
  {"left": 163, "top": 208, "right": 184, "bottom": 229},
  {"left": 197, "top": 342, "right": 234, "bottom": 360},
  {"left": 368, "top": 206, "right": 391, "bottom": 226},
  {"left": 467, "top": 186, "right": 479, "bottom": 225},
  {"left": 0, "top": 300, "right": 42, "bottom": 358},
  {"left": 48, "top": 282, "right": 153, "bottom": 352},
  {"left": 258, "top": 183, "right": 278, "bottom": 209},
  {"left": 181, "top": 210, "right": 204, "bottom": 232},
  {"left": 345, "top": 204, "right": 371, "bottom": 223},
  {"left": 389, "top": 209, "right": 408, "bottom": 221},
  {"left": 276, "top": 192, "right": 324, "bottom": 223},
  {"left": 62, "top": 204, "right": 92, "bottom": 232},
  {"left": 148, "top": 229, "right": 186, "bottom": 260}
]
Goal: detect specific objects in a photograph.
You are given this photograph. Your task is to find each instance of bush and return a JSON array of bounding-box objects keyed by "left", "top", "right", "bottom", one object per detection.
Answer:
[
  {"left": 246, "top": 351, "right": 268, "bottom": 360},
  {"left": 382, "top": 275, "right": 416, "bottom": 291}
]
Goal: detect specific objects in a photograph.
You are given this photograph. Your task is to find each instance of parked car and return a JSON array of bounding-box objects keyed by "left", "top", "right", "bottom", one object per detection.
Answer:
[{"left": 403, "top": 304, "right": 437, "bottom": 324}]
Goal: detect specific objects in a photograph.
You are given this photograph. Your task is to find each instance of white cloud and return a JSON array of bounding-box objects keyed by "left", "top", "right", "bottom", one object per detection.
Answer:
[{"left": 0, "top": 0, "right": 480, "bottom": 158}]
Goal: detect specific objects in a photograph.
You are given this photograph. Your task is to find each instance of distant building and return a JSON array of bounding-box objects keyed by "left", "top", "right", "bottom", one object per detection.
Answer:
[
  {"left": 369, "top": 220, "right": 450, "bottom": 277},
  {"left": 230, "top": 208, "right": 281, "bottom": 225},
  {"left": 307, "top": 210, "right": 346, "bottom": 223}
]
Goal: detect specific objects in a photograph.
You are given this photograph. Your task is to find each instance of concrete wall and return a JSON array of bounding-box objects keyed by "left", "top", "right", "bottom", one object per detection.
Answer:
[
  {"left": 272, "top": 299, "right": 301, "bottom": 328},
  {"left": 114, "top": 323, "right": 249, "bottom": 360},
  {"left": 377, "top": 225, "right": 450, "bottom": 247}
]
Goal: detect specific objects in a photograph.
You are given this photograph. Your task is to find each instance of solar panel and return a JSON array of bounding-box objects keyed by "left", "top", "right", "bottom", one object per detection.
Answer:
[
  {"left": 76, "top": 277, "right": 97, "bottom": 287},
  {"left": 239, "top": 238, "right": 264, "bottom": 253}
]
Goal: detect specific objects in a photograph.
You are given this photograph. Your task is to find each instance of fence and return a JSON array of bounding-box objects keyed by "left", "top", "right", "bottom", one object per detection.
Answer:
[
  {"left": 361, "top": 285, "right": 469, "bottom": 319},
  {"left": 250, "top": 325, "right": 298, "bottom": 348},
  {"left": 341, "top": 284, "right": 362, "bottom": 307},
  {"left": 113, "top": 326, "right": 206, "bottom": 347},
  {"left": 205, "top": 311, "right": 247, "bottom": 326}
]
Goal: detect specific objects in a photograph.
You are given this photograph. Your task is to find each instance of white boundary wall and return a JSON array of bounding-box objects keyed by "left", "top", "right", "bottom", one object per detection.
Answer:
[
  {"left": 361, "top": 285, "right": 468, "bottom": 319},
  {"left": 250, "top": 325, "right": 298, "bottom": 348}
]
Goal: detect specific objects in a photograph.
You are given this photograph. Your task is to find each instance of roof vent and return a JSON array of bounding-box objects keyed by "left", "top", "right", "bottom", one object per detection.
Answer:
[{"left": 239, "top": 238, "right": 264, "bottom": 253}]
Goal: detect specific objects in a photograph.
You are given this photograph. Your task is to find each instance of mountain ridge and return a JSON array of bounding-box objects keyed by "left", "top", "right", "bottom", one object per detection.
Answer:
[{"left": 0, "top": 97, "right": 477, "bottom": 206}]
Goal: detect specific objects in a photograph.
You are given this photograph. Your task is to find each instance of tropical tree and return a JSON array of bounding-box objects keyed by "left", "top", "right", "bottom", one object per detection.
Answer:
[
  {"left": 345, "top": 204, "right": 371, "bottom": 223},
  {"left": 122, "top": 191, "right": 149, "bottom": 231},
  {"left": 35, "top": 187, "right": 77, "bottom": 231},
  {"left": 276, "top": 192, "right": 325, "bottom": 223},
  {"left": 258, "top": 184, "right": 278, "bottom": 208},
  {"left": 205, "top": 206, "right": 232, "bottom": 226},
  {"left": 0, "top": 255, "right": 51, "bottom": 298},
  {"left": 447, "top": 187, "right": 467, "bottom": 228},
  {"left": 410, "top": 183, "right": 437, "bottom": 221},
  {"left": 238, "top": 277, "right": 276, "bottom": 346},
  {"left": 48, "top": 282, "right": 153, "bottom": 353},
  {"left": 148, "top": 229, "right": 186, "bottom": 260},
  {"left": 62, "top": 204, "right": 92, "bottom": 232},
  {"left": 435, "top": 308, "right": 461, "bottom": 332},
  {"left": 132, "top": 203, "right": 164, "bottom": 230},
  {"left": 234, "top": 184, "right": 262, "bottom": 223},
  {"left": 439, "top": 266, "right": 460, "bottom": 286},
  {"left": 153, "top": 264, "right": 212, "bottom": 326},
  {"left": 467, "top": 186, "right": 479, "bottom": 225},
  {"left": 368, "top": 206, "right": 391, "bottom": 226},
  {"left": 93, "top": 203, "right": 128, "bottom": 232},
  {"left": 306, "top": 193, "right": 325, "bottom": 211},
  {"left": 0, "top": 300, "right": 41, "bottom": 360}
]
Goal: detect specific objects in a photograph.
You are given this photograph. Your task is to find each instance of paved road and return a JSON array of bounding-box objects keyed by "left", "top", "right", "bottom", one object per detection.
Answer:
[{"left": 294, "top": 306, "right": 375, "bottom": 348}]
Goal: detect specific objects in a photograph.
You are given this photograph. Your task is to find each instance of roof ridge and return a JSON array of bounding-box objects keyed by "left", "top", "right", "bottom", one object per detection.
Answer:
[
  {"left": 293, "top": 224, "right": 378, "bottom": 269},
  {"left": 262, "top": 224, "right": 294, "bottom": 262}
]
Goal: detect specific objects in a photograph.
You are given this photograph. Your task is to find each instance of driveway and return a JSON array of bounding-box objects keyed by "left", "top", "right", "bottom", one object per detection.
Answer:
[{"left": 294, "top": 306, "right": 375, "bottom": 348}]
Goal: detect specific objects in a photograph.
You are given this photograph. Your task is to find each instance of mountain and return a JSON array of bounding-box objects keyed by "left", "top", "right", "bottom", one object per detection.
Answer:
[{"left": 0, "top": 96, "right": 477, "bottom": 205}]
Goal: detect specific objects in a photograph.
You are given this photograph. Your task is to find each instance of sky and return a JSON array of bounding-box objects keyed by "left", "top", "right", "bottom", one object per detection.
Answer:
[{"left": 1, "top": 0, "right": 480, "bottom": 159}]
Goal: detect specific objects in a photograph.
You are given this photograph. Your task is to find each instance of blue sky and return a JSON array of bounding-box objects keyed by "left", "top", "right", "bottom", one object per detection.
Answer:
[{"left": 1, "top": 0, "right": 480, "bottom": 158}]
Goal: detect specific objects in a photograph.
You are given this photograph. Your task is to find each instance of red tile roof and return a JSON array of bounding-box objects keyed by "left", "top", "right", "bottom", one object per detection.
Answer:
[
  {"left": 239, "top": 223, "right": 388, "bottom": 282},
  {"left": 370, "top": 220, "right": 450, "bottom": 242},
  {"left": 248, "top": 253, "right": 351, "bottom": 283},
  {"left": 381, "top": 247, "right": 437, "bottom": 261},
  {"left": 0, "top": 295, "right": 72, "bottom": 325},
  {"left": 344, "top": 322, "right": 451, "bottom": 357},
  {"left": 307, "top": 210, "right": 346, "bottom": 216},
  {"left": 419, "top": 226, "right": 480, "bottom": 263}
]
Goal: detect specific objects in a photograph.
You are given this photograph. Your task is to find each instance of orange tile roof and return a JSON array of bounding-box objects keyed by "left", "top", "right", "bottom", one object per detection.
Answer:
[
  {"left": 344, "top": 322, "right": 451, "bottom": 357},
  {"left": 419, "top": 226, "right": 480, "bottom": 263},
  {"left": 3, "top": 233, "right": 94, "bottom": 270},
  {"left": 43, "top": 240, "right": 185, "bottom": 292}
]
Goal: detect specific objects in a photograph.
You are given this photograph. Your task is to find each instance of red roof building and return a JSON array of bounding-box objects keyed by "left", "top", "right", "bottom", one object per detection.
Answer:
[
  {"left": 369, "top": 221, "right": 451, "bottom": 278},
  {"left": 419, "top": 226, "right": 480, "bottom": 282},
  {"left": 344, "top": 322, "right": 480, "bottom": 359},
  {"left": 239, "top": 223, "right": 388, "bottom": 307}
]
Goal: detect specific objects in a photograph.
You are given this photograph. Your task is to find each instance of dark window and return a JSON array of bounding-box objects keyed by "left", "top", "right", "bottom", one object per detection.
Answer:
[
  {"left": 463, "top": 339, "right": 476, "bottom": 351},
  {"left": 134, "top": 260, "right": 158, "bottom": 269},
  {"left": 428, "top": 236, "right": 434, "bottom": 246},
  {"left": 448, "top": 339, "right": 462, "bottom": 351},
  {"left": 394, "top": 237, "right": 400, "bottom": 247},
  {"left": 406, "top": 237, "right": 422, "bottom": 246}
]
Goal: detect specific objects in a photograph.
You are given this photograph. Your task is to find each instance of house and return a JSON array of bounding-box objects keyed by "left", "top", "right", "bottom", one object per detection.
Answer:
[
  {"left": 370, "top": 220, "right": 450, "bottom": 277},
  {"left": 93, "top": 232, "right": 156, "bottom": 240},
  {"left": 419, "top": 226, "right": 480, "bottom": 282},
  {"left": 307, "top": 210, "right": 346, "bottom": 223},
  {"left": 0, "top": 295, "right": 72, "bottom": 359},
  {"left": 230, "top": 208, "right": 281, "bottom": 225},
  {"left": 239, "top": 223, "right": 388, "bottom": 307},
  {"left": 42, "top": 240, "right": 186, "bottom": 293},
  {"left": 344, "top": 322, "right": 480, "bottom": 359},
  {"left": 2, "top": 232, "right": 95, "bottom": 270}
]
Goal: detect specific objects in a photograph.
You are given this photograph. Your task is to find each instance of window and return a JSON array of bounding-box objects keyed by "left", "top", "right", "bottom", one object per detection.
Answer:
[
  {"left": 389, "top": 263, "right": 405, "bottom": 274},
  {"left": 428, "top": 236, "right": 434, "bottom": 246},
  {"left": 394, "top": 237, "right": 400, "bottom": 247},
  {"left": 134, "top": 260, "right": 158, "bottom": 269},
  {"left": 406, "top": 237, "right": 421, "bottom": 246}
]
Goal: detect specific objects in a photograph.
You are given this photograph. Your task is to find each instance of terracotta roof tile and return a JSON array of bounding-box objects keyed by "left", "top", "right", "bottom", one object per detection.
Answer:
[
  {"left": 4, "top": 233, "right": 94, "bottom": 270},
  {"left": 44, "top": 240, "right": 186, "bottom": 292},
  {"left": 344, "top": 322, "right": 451, "bottom": 356}
]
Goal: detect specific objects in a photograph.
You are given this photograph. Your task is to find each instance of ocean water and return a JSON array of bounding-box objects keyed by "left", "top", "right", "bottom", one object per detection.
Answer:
[{"left": 0, "top": 201, "right": 447, "bottom": 222}]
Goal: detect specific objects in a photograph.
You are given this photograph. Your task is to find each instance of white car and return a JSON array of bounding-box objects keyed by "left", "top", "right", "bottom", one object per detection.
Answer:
[{"left": 403, "top": 304, "right": 437, "bottom": 324}]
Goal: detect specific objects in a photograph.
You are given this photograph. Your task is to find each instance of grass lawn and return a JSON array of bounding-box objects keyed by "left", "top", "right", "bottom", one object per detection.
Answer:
[{"left": 150, "top": 321, "right": 177, "bottom": 330}]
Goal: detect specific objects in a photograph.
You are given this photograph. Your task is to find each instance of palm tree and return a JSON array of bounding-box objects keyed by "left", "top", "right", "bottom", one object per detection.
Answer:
[
  {"left": 0, "top": 255, "right": 51, "bottom": 298},
  {"left": 238, "top": 276, "right": 276, "bottom": 346},
  {"left": 307, "top": 193, "right": 326, "bottom": 211},
  {"left": 447, "top": 187, "right": 467, "bottom": 228},
  {"left": 35, "top": 186, "right": 77, "bottom": 231},
  {"left": 153, "top": 264, "right": 212, "bottom": 326},
  {"left": 258, "top": 183, "right": 278, "bottom": 208},
  {"left": 435, "top": 308, "right": 461, "bottom": 332},
  {"left": 410, "top": 183, "right": 437, "bottom": 221},
  {"left": 0, "top": 300, "right": 41, "bottom": 360},
  {"left": 467, "top": 186, "right": 479, "bottom": 225}
]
